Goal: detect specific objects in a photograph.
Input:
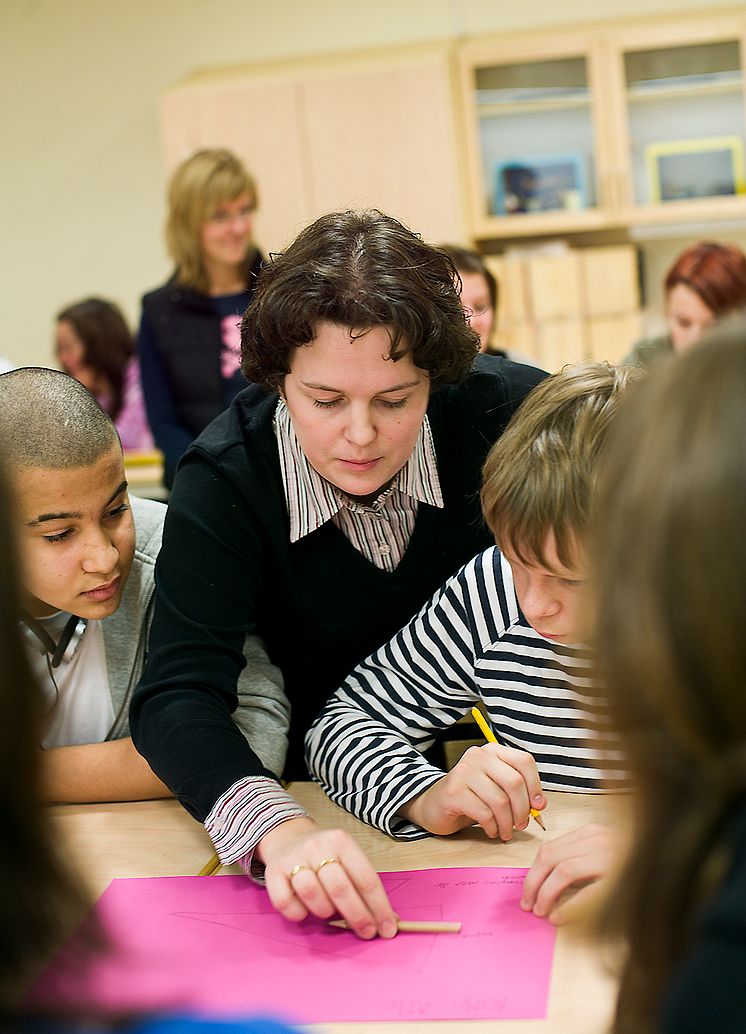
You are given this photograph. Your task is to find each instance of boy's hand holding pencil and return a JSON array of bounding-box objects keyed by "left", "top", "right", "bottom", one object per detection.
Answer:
[
  {"left": 470, "top": 707, "right": 546, "bottom": 830},
  {"left": 398, "top": 712, "right": 546, "bottom": 841}
]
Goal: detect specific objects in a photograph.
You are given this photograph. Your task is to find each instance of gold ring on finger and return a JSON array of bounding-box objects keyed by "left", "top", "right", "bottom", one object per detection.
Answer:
[
  {"left": 314, "top": 856, "right": 339, "bottom": 874},
  {"left": 289, "top": 863, "right": 310, "bottom": 880}
]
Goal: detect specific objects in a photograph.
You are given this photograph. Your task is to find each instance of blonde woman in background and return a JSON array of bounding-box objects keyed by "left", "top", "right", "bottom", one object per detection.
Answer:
[{"left": 138, "top": 149, "right": 264, "bottom": 486}]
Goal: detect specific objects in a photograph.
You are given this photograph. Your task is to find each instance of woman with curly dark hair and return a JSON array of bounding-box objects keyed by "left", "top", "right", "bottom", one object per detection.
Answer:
[{"left": 132, "top": 209, "right": 545, "bottom": 940}]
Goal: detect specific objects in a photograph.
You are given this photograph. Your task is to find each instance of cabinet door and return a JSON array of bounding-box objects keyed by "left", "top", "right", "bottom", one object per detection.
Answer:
[
  {"left": 300, "top": 52, "right": 464, "bottom": 244},
  {"left": 161, "top": 48, "right": 464, "bottom": 253},
  {"left": 610, "top": 13, "right": 746, "bottom": 224},
  {"left": 458, "top": 33, "right": 615, "bottom": 239},
  {"left": 161, "top": 78, "right": 309, "bottom": 252}
]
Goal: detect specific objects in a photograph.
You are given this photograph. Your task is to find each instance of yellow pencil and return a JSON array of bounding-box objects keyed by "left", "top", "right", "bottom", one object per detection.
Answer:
[
  {"left": 470, "top": 706, "right": 546, "bottom": 830},
  {"left": 197, "top": 852, "right": 222, "bottom": 876}
]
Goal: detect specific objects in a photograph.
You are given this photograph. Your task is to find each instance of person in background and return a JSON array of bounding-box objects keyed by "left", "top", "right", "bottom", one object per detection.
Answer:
[
  {"left": 623, "top": 240, "right": 746, "bottom": 367},
  {"left": 439, "top": 244, "right": 503, "bottom": 355},
  {"left": 131, "top": 209, "right": 546, "bottom": 941},
  {"left": 56, "top": 298, "right": 153, "bottom": 451},
  {"left": 594, "top": 322, "right": 746, "bottom": 1033},
  {"left": 139, "top": 148, "right": 264, "bottom": 487}
]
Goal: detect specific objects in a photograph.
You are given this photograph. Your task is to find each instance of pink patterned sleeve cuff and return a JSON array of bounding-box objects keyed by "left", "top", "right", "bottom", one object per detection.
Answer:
[{"left": 204, "top": 776, "right": 309, "bottom": 884}]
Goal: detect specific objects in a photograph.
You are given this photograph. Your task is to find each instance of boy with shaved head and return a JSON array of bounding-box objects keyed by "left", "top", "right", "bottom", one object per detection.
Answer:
[{"left": 0, "top": 368, "right": 289, "bottom": 802}]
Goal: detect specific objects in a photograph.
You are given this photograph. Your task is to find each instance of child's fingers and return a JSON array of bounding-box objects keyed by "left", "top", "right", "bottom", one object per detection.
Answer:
[
  {"left": 476, "top": 746, "right": 543, "bottom": 834},
  {"left": 436, "top": 744, "right": 542, "bottom": 837},
  {"left": 486, "top": 743, "right": 545, "bottom": 816},
  {"left": 521, "top": 837, "right": 564, "bottom": 910},
  {"left": 440, "top": 781, "right": 511, "bottom": 840},
  {"left": 525, "top": 858, "right": 593, "bottom": 917},
  {"left": 459, "top": 769, "right": 523, "bottom": 840},
  {"left": 521, "top": 824, "right": 613, "bottom": 918}
]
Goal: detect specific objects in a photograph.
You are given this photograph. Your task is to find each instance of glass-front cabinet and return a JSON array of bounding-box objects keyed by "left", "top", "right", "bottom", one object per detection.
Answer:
[
  {"left": 459, "top": 11, "right": 746, "bottom": 240},
  {"left": 459, "top": 35, "right": 613, "bottom": 238},
  {"left": 612, "top": 21, "right": 746, "bottom": 226}
]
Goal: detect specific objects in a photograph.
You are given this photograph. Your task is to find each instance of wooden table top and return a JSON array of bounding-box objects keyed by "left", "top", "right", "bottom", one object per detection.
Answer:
[{"left": 51, "top": 783, "right": 622, "bottom": 1033}]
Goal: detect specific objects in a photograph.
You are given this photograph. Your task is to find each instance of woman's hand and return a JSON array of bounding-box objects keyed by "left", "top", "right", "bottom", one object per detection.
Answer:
[
  {"left": 398, "top": 743, "right": 545, "bottom": 840},
  {"left": 520, "top": 823, "right": 616, "bottom": 924},
  {"left": 258, "top": 817, "right": 399, "bottom": 939}
]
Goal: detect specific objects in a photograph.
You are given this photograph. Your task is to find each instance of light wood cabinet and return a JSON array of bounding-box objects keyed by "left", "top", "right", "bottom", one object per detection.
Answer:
[
  {"left": 458, "top": 8, "right": 746, "bottom": 241},
  {"left": 159, "top": 8, "right": 744, "bottom": 369},
  {"left": 162, "top": 74, "right": 308, "bottom": 252},
  {"left": 160, "top": 45, "right": 465, "bottom": 254},
  {"left": 487, "top": 244, "right": 640, "bottom": 370}
]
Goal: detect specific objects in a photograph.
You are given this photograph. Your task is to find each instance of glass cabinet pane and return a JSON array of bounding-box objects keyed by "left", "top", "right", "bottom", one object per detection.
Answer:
[
  {"left": 624, "top": 41, "right": 746, "bottom": 205},
  {"left": 473, "top": 56, "right": 596, "bottom": 218}
]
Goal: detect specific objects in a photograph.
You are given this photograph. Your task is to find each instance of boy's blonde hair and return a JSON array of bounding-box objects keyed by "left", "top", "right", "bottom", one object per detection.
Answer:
[
  {"left": 480, "top": 361, "right": 636, "bottom": 568},
  {"left": 165, "top": 148, "right": 258, "bottom": 294}
]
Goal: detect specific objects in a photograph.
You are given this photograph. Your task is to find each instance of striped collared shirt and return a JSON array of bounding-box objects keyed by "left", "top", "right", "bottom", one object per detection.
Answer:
[
  {"left": 274, "top": 398, "right": 443, "bottom": 571},
  {"left": 203, "top": 398, "right": 446, "bottom": 876}
]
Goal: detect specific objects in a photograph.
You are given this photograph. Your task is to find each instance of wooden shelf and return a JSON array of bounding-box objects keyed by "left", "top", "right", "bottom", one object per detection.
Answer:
[
  {"left": 627, "top": 75, "right": 743, "bottom": 104},
  {"left": 621, "top": 193, "right": 746, "bottom": 227},
  {"left": 472, "top": 207, "right": 615, "bottom": 241},
  {"left": 477, "top": 94, "right": 592, "bottom": 118}
]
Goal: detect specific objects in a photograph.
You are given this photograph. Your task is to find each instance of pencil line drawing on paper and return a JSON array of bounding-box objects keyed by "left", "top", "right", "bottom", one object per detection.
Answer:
[{"left": 168, "top": 904, "right": 443, "bottom": 972}]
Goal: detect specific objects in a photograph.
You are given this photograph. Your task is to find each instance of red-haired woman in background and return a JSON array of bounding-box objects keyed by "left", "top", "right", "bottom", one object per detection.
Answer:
[{"left": 624, "top": 240, "right": 746, "bottom": 367}]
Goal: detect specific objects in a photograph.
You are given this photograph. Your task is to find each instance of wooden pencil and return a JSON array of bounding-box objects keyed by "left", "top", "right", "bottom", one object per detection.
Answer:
[
  {"left": 197, "top": 852, "right": 222, "bottom": 876},
  {"left": 329, "top": 918, "right": 461, "bottom": 933}
]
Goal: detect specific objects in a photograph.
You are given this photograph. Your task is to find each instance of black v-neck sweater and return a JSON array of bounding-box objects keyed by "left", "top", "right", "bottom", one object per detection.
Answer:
[{"left": 131, "top": 355, "right": 546, "bottom": 819}]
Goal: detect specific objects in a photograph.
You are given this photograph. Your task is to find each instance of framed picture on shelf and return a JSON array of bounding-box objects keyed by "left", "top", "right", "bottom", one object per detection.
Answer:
[
  {"left": 646, "top": 136, "right": 746, "bottom": 203},
  {"left": 494, "top": 153, "right": 587, "bottom": 216}
]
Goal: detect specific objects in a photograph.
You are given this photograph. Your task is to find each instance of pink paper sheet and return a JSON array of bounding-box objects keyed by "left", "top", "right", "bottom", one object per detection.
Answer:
[{"left": 29, "top": 868, "right": 555, "bottom": 1023}]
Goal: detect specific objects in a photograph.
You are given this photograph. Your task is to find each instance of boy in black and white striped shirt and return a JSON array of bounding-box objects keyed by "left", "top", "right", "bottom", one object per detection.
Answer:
[{"left": 306, "top": 363, "right": 635, "bottom": 910}]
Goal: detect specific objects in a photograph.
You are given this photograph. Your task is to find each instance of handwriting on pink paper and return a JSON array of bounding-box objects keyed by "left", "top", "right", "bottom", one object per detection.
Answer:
[{"left": 28, "top": 868, "right": 555, "bottom": 1023}]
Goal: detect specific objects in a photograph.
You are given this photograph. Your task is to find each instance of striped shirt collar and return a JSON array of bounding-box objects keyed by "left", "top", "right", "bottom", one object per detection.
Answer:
[{"left": 274, "top": 398, "right": 443, "bottom": 543}]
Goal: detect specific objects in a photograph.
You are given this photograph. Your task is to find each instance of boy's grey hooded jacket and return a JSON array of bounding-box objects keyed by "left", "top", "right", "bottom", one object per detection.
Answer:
[{"left": 104, "top": 496, "right": 289, "bottom": 777}]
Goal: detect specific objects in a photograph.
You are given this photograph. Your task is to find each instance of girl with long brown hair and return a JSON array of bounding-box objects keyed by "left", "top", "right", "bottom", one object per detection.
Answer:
[{"left": 596, "top": 323, "right": 746, "bottom": 1032}]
